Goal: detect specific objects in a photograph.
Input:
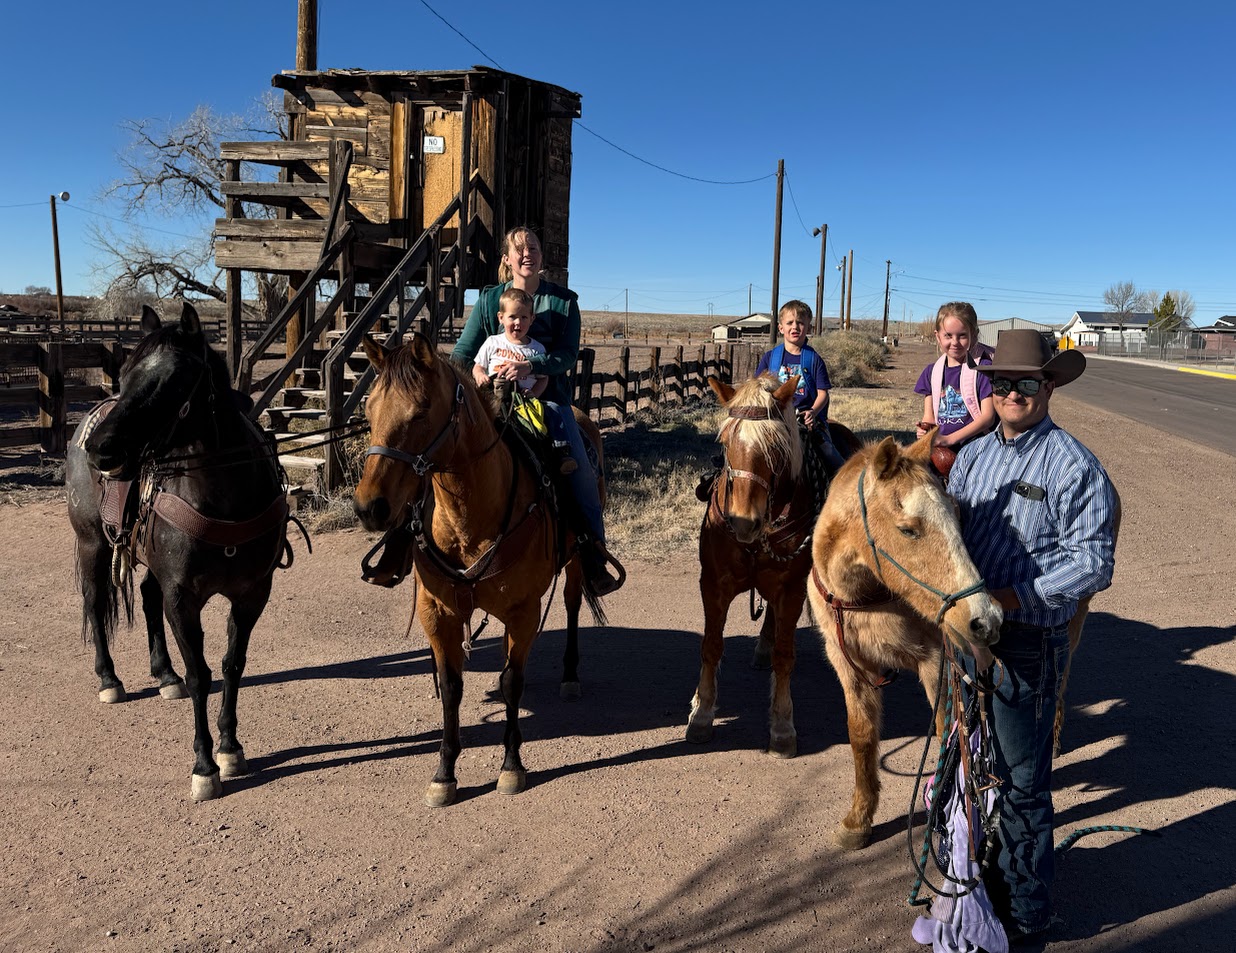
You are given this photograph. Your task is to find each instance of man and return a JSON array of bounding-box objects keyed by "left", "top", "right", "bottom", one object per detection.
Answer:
[{"left": 948, "top": 330, "right": 1117, "bottom": 945}]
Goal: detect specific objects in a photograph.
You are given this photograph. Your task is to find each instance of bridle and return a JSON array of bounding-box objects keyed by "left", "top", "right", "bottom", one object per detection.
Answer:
[
  {"left": 366, "top": 381, "right": 466, "bottom": 477},
  {"left": 811, "top": 465, "right": 989, "bottom": 690}
]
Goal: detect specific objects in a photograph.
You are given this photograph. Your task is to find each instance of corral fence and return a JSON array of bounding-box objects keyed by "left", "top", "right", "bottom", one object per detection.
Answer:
[
  {"left": 0, "top": 311, "right": 266, "bottom": 346},
  {"left": 0, "top": 341, "right": 125, "bottom": 453},
  {"left": 572, "top": 342, "right": 762, "bottom": 427}
]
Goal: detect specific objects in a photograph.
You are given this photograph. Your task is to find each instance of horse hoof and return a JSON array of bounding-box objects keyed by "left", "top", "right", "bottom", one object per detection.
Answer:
[
  {"left": 559, "top": 681, "right": 582, "bottom": 701},
  {"left": 159, "top": 681, "right": 189, "bottom": 700},
  {"left": 190, "top": 771, "right": 223, "bottom": 802},
  {"left": 216, "top": 750, "right": 248, "bottom": 778},
  {"left": 496, "top": 769, "right": 527, "bottom": 795},
  {"left": 685, "top": 722, "right": 714, "bottom": 745},
  {"left": 834, "top": 825, "right": 872, "bottom": 851},
  {"left": 98, "top": 685, "right": 126, "bottom": 704},
  {"left": 424, "top": 781, "right": 458, "bottom": 808},
  {"left": 767, "top": 735, "right": 797, "bottom": 759}
]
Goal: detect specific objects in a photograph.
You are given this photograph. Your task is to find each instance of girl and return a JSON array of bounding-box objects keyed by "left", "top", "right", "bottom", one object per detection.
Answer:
[{"left": 914, "top": 302, "right": 996, "bottom": 450}]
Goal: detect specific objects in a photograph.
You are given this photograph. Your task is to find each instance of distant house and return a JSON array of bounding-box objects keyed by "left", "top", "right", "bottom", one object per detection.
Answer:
[
  {"left": 712, "top": 313, "right": 772, "bottom": 342},
  {"left": 978, "top": 317, "right": 1060, "bottom": 342},
  {"left": 1058, "top": 311, "right": 1154, "bottom": 348},
  {"left": 1195, "top": 316, "right": 1236, "bottom": 356}
]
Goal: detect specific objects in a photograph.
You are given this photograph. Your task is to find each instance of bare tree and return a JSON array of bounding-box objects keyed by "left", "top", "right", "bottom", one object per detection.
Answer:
[
  {"left": 1169, "top": 289, "right": 1196, "bottom": 323},
  {"left": 1103, "top": 280, "right": 1144, "bottom": 344},
  {"left": 89, "top": 93, "right": 289, "bottom": 319}
]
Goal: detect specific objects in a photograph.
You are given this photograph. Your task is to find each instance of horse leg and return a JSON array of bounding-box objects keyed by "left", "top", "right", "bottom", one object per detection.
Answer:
[
  {"left": 836, "top": 671, "right": 883, "bottom": 850},
  {"left": 163, "top": 587, "right": 221, "bottom": 801},
  {"left": 423, "top": 604, "right": 466, "bottom": 808},
  {"left": 215, "top": 579, "right": 272, "bottom": 780},
  {"left": 687, "top": 577, "right": 734, "bottom": 744},
  {"left": 561, "top": 558, "right": 583, "bottom": 700},
  {"left": 766, "top": 582, "right": 804, "bottom": 759},
  {"left": 1053, "top": 596, "right": 1091, "bottom": 757},
  {"left": 78, "top": 536, "right": 125, "bottom": 703},
  {"left": 138, "top": 572, "right": 187, "bottom": 700},
  {"left": 496, "top": 604, "right": 541, "bottom": 796},
  {"left": 752, "top": 602, "right": 774, "bottom": 671}
]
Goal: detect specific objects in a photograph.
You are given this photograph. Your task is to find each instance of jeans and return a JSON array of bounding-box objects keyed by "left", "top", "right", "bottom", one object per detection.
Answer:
[
  {"left": 545, "top": 401, "right": 605, "bottom": 544},
  {"left": 980, "top": 622, "right": 1071, "bottom": 933}
]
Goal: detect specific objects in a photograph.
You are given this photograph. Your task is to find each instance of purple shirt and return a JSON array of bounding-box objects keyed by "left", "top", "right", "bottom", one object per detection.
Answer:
[{"left": 914, "top": 361, "right": 993, "bottom": 438}]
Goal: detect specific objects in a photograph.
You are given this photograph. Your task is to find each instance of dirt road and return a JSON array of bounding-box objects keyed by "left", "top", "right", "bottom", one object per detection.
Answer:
[{"left": 2, "top": 360, "right": 1233, "bottom": 952}]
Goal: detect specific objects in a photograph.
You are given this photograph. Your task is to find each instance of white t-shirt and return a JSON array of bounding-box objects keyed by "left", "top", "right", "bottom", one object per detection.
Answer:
[{"left": 473, "top": 334, "right": 546, "bottom": 392}]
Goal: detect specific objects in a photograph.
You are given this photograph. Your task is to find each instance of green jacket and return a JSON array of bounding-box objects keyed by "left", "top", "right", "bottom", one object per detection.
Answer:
[{"left": 452, "top": 280, "right": 582, "bottom": 406}]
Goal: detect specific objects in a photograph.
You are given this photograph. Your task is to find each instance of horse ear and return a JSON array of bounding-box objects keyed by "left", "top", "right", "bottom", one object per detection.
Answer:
[
  {"left": 410, "top": 332, "right": 437, "bottom": 367},
  {"left": 361, "top": 333, "right": 387, "bottom": 371},
  {"left": 140, "top": 305, "right": 161, "bottom": 333},
  {"left": 772, "top": 374, "right": 800, "bottom": 409},
  {"left": 871, "top": 435, "right": 901, "bottom": 478},
  {"left": 908, "top": 428, "right": 934, "bottom": 463},
  {"left": 179, "top": 301, "right": 201, "bottom": 336},
  {"left": 707, "top": 376, "right": 735, "bottom": 404}
]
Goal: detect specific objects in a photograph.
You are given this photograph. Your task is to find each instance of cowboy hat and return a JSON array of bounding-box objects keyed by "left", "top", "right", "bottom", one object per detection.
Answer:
[{"left": 974, "top": 329, "right": 1085, "bottom": 387}]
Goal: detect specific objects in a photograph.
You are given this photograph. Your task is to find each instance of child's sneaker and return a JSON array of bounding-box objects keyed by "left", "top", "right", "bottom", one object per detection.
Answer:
[{"left": 556, "top": 446, "right": 578, "bottom": 476}]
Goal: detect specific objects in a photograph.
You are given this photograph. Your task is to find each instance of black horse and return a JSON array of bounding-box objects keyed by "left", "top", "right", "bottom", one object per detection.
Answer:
[{"left": 66, "top": 302, "right": 292, "bottom": 801}]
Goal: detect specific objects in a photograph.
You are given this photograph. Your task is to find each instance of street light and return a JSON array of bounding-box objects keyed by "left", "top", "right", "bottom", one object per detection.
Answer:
[
  {"left": 835, "top": 259, "right": 847, "bottom": 330},
  {"left": 50, "top": 191, "right": 70, "bottom": 331}
]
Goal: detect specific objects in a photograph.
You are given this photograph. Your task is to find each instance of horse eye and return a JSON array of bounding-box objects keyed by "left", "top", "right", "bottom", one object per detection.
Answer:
[{"left": 899, "top": 525, "right": 920, "bottom": 539}]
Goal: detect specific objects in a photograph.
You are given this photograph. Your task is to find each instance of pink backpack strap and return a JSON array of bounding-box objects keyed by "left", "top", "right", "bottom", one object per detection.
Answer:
[
  {"left": 929, "top": 354, "right": 947, "bottom": 420},
  {"left": 959, "top": 343, "right": 996, "bottom": 420}
]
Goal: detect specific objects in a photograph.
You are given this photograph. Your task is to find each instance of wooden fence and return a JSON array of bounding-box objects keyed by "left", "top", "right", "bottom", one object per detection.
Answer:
[
  {"left": 0, "top": 312, "right": 265, "bottom": 345},
  {"left": 571, "top": 342, "right": 762, "bottom": 425},
  {"left": 0, "top": 342, "right": 124, "bottom": 453}
]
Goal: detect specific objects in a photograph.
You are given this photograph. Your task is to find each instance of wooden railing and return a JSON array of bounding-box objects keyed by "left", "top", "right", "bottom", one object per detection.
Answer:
[{"left": 0, "top": 341, "right": 124, "bottom": 452}]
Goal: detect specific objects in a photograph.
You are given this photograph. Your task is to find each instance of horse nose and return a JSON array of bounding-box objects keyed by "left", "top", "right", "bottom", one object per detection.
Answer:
[
  {"left": 728, "top": 515, "right": 761, "bottom": 544},
  {"left": 354, "top": 495, "right": 391, "bottom": 530},
  {"left": 969, "top": 613, "right": 1001, "bottom": 647}
]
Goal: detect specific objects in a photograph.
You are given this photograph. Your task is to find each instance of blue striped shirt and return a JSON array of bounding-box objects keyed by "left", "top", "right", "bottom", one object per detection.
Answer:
[{"left": 949, "top": 415, "right": 1116, "bottom": 628}]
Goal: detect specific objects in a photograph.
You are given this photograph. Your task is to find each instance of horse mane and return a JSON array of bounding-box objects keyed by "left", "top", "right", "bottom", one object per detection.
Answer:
[
  {"left": 718, "top": 375, "right": 803, "bottom": 480},
  {"left": 380, "top": 342, "right": 497, "bottom": 425}
]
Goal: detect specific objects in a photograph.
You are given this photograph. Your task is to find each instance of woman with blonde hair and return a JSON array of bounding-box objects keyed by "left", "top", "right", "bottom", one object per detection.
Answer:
[{"left": 453, "top": 227, "right": 621, "bottom": 596}]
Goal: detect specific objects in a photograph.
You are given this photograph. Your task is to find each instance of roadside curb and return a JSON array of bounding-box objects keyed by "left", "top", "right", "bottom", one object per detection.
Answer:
[{"left": 1085, "top": 352, "right": 1236, "bottom": 380}]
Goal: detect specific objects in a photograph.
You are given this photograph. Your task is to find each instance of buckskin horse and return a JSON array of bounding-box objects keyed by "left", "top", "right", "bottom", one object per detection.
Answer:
[
  {"left": 688, "top": 374, "right": 859, "bottom": 757},
  {"left": 352, "top": 332, "right": 610, "bottom": 807},
  {"left": 66, "top": 303, "right": 292, "bottom": 801},
  {"left": 806, "top": 432, "right": 1003, "bottom": 849}
]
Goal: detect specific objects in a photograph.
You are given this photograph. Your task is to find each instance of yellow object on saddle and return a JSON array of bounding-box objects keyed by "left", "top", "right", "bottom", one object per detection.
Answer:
[{"left": 512, "top": 392, "right": 549, "bottom": 438}]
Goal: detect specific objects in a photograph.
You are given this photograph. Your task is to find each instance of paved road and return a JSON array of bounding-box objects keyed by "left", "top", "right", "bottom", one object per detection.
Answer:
[{"left": 1060, "top": 355, "right": 1236, "bottom": 457}]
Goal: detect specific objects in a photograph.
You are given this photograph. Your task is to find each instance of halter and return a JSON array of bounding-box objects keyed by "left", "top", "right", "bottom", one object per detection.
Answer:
[
  {"left": 367, "top": 381, "right": 466, "bottom": 476},
  {"left": 717, "top": 404, "right": 788, "bottom": 524},
  {"left": 855, "top": 466, "right": 987, "bottom": 626}
]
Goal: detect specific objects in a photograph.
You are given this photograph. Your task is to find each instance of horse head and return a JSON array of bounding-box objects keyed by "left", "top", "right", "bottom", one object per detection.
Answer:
[
  {"left": 708, "top": 374, "right": 802, "bottom": 545},
  {"left": 84, "top": 302, "right": 223, "bottom": 478},
  {"left": 817, "top": 432, "right": 1003, "bottom": 654},
  {"left": 353, "top": 332, "right": 479, "bottom": 532}
]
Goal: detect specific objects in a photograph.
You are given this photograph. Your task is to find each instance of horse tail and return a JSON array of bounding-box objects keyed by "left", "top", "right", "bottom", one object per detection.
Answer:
[
  {"left": 74, "top": 539, "right": 133, "bottom": 646},
  {"left": 581, "top": 579, "right": 608, "bottom": 627}
]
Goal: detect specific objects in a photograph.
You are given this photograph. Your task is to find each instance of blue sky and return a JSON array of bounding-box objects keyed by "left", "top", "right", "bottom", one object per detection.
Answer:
[{"left": 3, "top": 1, "right": 1234, "bottom": 327}]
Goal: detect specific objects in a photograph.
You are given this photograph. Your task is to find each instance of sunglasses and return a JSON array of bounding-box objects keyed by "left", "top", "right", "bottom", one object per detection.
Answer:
[{"left": 991, "top": 377, "right": 1047, "bottom": 397}]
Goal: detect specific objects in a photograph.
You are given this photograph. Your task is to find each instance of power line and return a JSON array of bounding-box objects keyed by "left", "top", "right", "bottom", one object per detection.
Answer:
[
  {"left": 0, "top": 201, "right": 47, "bottom": 210},
  {"left": 783, "top": 172, "right": 813, "bottom": 236},
  {"left": 573, "top": 122, "right": 775, "bottom": 186},
  {"left": 418, "top": 0, "right": 502, "bottom": 68},
  {"left": 61, "top": 204, "right": 206, "bottom": 241}
]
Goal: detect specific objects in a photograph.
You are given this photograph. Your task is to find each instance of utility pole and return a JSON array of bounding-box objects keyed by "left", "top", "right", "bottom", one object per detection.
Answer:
[
  {"left": 748, "top": 283, "right": 752, "bottom": 316},
  {"left": 624, "top": 288, "right": 629, "bottom": 340},
  {"left": 812, "top": 224, "right": 827, "bottom": 335},
  {"left": 769, "top": 159, "right": 784, "bottom": 345},
  {"left": 49, "top": 192, "right": 68, "bottom": 331},
  {"left": 882, "top": 259, "right": 891, "bottom": 339},
  {"left": 836, "top": 258, "right": 846, "bottom": 331},
  {"left": 845, "top": 249, "right": 855, "bottom": 330}
]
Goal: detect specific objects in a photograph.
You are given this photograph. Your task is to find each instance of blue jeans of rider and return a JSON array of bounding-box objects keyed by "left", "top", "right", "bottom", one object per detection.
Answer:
[
  {"left": 545, "top": 401, "right": 605, "bottom": 544},
  {"left": 982, "top": 622, "right": 1071, "bottom": 934}
]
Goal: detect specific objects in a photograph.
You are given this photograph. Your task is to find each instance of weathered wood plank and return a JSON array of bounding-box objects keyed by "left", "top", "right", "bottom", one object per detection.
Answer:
[
  {"left": 220, "top": 140, "right": 332, "bottom": 162},
  {"left": 215, "top": 239, "right": 331, "bottom": 272},
  {"left": 0, "top": 426, "right": 41, "bottom": 448},
  {"left": 214, "top": 218, "right": 329, "bottom": 239},
  {"left": 218, "top": 182, "right": 330, "bottom": 201}
]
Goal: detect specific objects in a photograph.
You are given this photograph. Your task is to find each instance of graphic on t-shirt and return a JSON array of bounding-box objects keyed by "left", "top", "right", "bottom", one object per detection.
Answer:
[
  {"left": 937, "top": 386, "right": 968, "bottom": 427},
  {"left": 776, "top": 361, "right": 807, "bottom": 398}
]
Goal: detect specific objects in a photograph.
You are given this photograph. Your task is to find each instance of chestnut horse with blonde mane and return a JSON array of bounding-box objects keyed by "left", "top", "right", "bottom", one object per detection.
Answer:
[
  {"left": 352, "top": 333, "right": 607, "bottom": 807},
  {"left": 688, "top": 374, "right": 859, "bottom": 757},
  {"left": 806, "top": 432, "right": 1003, "bottom": 849}
]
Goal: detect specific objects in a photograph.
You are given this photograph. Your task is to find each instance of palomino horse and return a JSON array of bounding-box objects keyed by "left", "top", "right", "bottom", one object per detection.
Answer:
[
  {"left": 806, "top": 432, "right": 1003, "bottom": 849},
  {"left": 352, "top": 332, "right": 607, "bottom": 807},
  {"left": 66, "top": 303, "right": 291, "bottom": 801},
  {"left": 688, "top": 374, "right": 859, "bottom": 757}
]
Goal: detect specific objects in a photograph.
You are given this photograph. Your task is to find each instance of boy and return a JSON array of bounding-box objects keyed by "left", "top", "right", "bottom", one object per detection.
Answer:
[
  {"left": 472, "top": 287, "right": 576, "bottom": 474},
  {"left": 754, "top": 300, "right": 846, "bottom": 473}
]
